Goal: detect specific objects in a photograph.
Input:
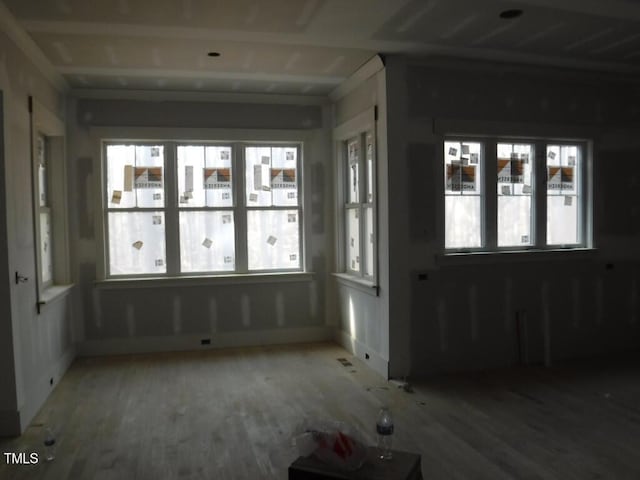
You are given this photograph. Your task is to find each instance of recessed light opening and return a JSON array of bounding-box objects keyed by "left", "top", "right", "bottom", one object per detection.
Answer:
[{"left": 207, "top": 52, "right": 221, "bottom": 57}]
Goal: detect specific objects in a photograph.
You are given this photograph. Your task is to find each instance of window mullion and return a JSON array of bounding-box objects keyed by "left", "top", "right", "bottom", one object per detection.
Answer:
[
  {"left": 235, "top": 143, "right": 249, "bottom": 273},
  {"left": 165, "top": 142, "right": 180, "bottom": 275},
  {"left": 484, "top": 140, "right": 497, "bottom": 251},
  {"left": 535, "top": 140, "right": 547, "bottom": 248}
]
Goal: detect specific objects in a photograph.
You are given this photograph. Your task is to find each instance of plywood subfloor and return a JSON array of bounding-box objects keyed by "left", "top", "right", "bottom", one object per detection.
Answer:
[{"left": 1, "top": 343, "right": 640, "bottom": 479}]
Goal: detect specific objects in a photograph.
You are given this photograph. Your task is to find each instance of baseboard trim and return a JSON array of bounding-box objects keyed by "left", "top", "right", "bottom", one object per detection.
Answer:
[
  {"left": 335, "top": 329, "right": 388, "bottom": 379},
  {"left": 78, "top": 326, "right": 335, "bottom": 356}
]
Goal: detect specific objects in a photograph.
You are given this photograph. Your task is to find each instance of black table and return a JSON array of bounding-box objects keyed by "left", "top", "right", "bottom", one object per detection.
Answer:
[{"left": 289, "top": 447, "right": 423, "bottom": 480}]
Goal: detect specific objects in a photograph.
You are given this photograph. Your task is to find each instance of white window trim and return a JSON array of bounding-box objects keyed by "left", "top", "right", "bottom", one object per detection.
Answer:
[
  {"left": 441, "top": 134, "right": 594, "bottom": 255},
  {"left": 29, "top": 97, "right": 73, "bottom": 310},
  {"left": 94, "top": 127, "right": 312, "bottom": 281},
  {"left": 333, "top": 107, "right": 378, "bottom": 291}
]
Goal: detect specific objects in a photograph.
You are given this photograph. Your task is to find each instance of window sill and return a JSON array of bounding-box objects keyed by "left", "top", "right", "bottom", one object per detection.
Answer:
[
  {"left": 95, "top": 272, "right": 315, "bottom": 289},
  {"left": 332, "top": 273, "right": 378, "bottom": 296},
  {"left": 39, "top": 284, "right": 74, "bottom": 305},
  {"left": 438, "top": 247, "right": 598, "bottom": 266}
]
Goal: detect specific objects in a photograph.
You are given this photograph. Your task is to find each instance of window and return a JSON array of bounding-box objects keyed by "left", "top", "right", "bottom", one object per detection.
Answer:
[
  {"left": 103, "top": 141, "right": 302, "bottom": 278},
  {"left": 344, "top": 131, "right": 376, "bottom": 279},
  {"left": 30, "top": 97, "right": 71, "bottom": 303},
  {"left": 444, "top": 137, "right": 589, "bottom": 252}
]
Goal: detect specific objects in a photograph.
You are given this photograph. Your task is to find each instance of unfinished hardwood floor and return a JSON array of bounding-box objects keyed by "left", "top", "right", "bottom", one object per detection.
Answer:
[{"left": 1, "top": 343, "right": 639, "bottom": 479}]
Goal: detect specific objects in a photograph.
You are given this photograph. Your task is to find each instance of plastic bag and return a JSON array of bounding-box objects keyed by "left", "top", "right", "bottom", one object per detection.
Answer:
[{"left": 292, "top": 419, "right": 367, "bottom": 471}]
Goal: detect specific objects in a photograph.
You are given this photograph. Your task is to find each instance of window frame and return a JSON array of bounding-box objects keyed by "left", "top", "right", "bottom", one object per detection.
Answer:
[
  {"left": 30, "top": 97, "right": 72, "bottom": 307},
  {"left": 101, "top": 139, "right": 304, "bottom": 279},
  {"left": 443, "top": 135, "right": 591, "bottom": 254},
  {"left": 333, "top": 107, "right": 378, "bottom": 286}
]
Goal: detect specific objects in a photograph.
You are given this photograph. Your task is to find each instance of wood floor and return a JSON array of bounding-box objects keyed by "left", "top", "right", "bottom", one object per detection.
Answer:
[{"left": 1, "top": 343, "right": 639, "bottom": 479}]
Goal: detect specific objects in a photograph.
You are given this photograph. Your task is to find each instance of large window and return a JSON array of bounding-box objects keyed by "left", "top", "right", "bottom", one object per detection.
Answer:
[
  {"left": 103, "top": 141, "right": 302, "bottom": 277},
  {"left": 444, "top": 137, "right": 589, "bottom": 252}
]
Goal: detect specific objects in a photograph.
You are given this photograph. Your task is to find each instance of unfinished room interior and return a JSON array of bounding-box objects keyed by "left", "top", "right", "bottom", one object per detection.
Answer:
[{"left": 1, "top": 0, "right": 640, "bottom": 478}]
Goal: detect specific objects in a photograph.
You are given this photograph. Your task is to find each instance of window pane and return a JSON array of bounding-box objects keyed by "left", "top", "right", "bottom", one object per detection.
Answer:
[
  {"left": 347, "top": 137, "right": 359, "bottom": 203},
  {"left": 547, "top": 145, "right": 580, "bottom": 245},
  {"left": 497, "top": 143, "right": 533, "bottom": 247},
  {"left": 445, "top": 196, "right": 482, "bottom": 249},
  {"left": 366, "top": 132, "right": 374, "bottom": 203},
  {"left": 179, "top": 211, "right": 235, "bottom": 273},
  {"left": 108, "top": 211, "right": 166, "bottom": 275},
  {"left": 364, "top": 206, "right": 374, "bottom": 277},
  {"left": 247, "top": 210, "right": 300, "bottom": 270},
  {"left": 177, "top": 145, "right": 232, "bottom": 208},
  {"left": 106, "top": 144, "right": 164, "bottom": 209},
  {"left": 37, "top": 135, "right": 48, "bottom": 207},
  {"left": 346, "top": 208, "right": 360, "bottom": 272},
  {"left": 40, "top": 211, "right": 52, "bottom": 284},
  {"left": 245, "top": 146, "right": 298, "bottom": 207},
  {"left": 444, "top": 141, "right": 482, "bottom": 248}
]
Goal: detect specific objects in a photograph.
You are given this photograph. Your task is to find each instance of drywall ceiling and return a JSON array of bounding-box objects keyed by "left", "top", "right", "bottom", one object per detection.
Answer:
[{"left": 3, "top": 0, "right": 640, "bottom": 96}]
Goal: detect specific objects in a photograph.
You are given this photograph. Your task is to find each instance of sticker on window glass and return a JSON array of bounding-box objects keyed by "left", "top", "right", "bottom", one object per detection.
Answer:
[
  {"left": 202, "top": 238, "right": 212, "bottom": 248},
  {"left": 290, "top": 254, "right": 297, "bottom": 261},
  {"left": 132, "top": 240, "right": 143, "bottom": 250},
  {"left": 448, "top": 147, "right": 458, "bottom": 157},
  {"left": 261, "top": 155, "right": 270, "bottom": 165},
  {"left": 286, "top": 151, "right": 295, "bottom": 161},
  {"left": 521, "top": 235, "right": 529, "bottom": 244},
  {"left": 568, "top": 155, "right": 576, "bottom": 166},
  {"left": 254, "top": 164, "right": 264, "bottom": 190},
  {"left": 111, "top": 190, "right": 122, "bottom": 204},
  {"left": 564, "top": 195, "right": 573, "bottom": 206},
  {"left": 249, "top": 193, "right": 258, "bottom": 202},
  {"left": 222, "top": 192, "right": 230, "bottom": 200},
  {"left": 204, "top": 168, "right": 231, "bottom": 190},
  {"left": 470, "top": 153, "right": 478, "bottom": 164},
  {"left": 220, "top": 150, "right": 230, "bottom": 161},
  {"left": 287, "top": 192, "right": 296, "bottom": 199},
  {"left": 288, "top": 214, "right": 297, "bottom": 223},
  {"left": 547, "top": 150, "right": 556, "bottom": 160},
  {"left": 185, "top": 165, "right": 194, "bottom": 193},
  {"left": 153, "top": 193, "right": 162, "bottom": 200},
  {"left": 501, "top": 185, "right": 511, "bottom": 195},
  {"left": 356, "top": 256, "right": 360, "bottom": 263},
  {"left": 222, "top": 214, "right": 232, "bottom": 224},
  {"left": 521, "top": 153, "right": 530, "bottom": 164},
  {"left": 522, "top": 185, "right": 532, "bottom": 194},
  {"left": 179, "top": 195, "right": 188, "bottom": 203},
  {"left": 184, "top": 191, "right": 193, "bottom": 199},
  {"left": 124, "top": 165, "right": 134, "bottom": 192},
  {"left": 461, "top": 145, "right": 470, "bottom": 155},
  {"left": 134, "top": 167, "right": 163, "bottom": 189},
  {"left": 224, "top": 256, "right": 233, "bottom": 264},
  {"left": 262, "top": 185, "right": 271, "bottom": 192},
  {"left": 152, "top": 215, "right": 162, "bottom": 225},
  {"left": 446, "top": 163, "right": 476, "bottom": 192},
  {"left": 267, "top": 235, "right": 277, "bottom": 246},
  {"left": 155, "top": 259, "right": 164, "bottom": 267},
  {"left": 461, "top": 157, "right": 469, "bottom": 166},
  {"left": 271, "top": 168, "right": 296, "bottom": 189},
  {"left": 150, "top": 147, "right": 160, "bottom": 157},
  {"left": 547, "top": 166, "right": 574, "bottom": 190},
  {"left": 497, "top": 158, "right": 524, "bottom": 184}
]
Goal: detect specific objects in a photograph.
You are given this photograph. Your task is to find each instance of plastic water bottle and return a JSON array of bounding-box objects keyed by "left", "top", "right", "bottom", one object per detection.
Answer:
[
  {"left": 43, "top": 427, "right": 56, "bottom": 461},
  {"left": 376, "top": 407, "right": 394, "bottom": 460}
]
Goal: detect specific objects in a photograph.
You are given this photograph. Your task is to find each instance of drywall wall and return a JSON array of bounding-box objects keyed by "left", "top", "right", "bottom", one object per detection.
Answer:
[
  {"left": 67, "top": 95, "right": 335, "bottom": 356},
  {"left": 0, "top": 30, "right": 74, "bottom": 436},
  {"left": 384, "top": 55, "right": 640, "bottom": 377},
  {"left": 331, "top": 59, "right": 391, "bottom": 378}
]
